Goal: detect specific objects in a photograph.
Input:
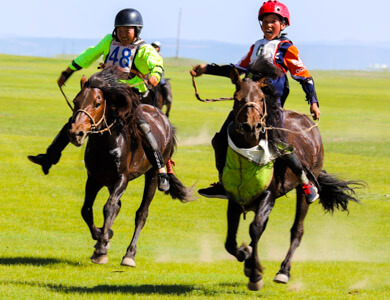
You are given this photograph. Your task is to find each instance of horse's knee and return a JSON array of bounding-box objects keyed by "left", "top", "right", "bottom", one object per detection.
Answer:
[
  {"left": 290, "top": 226, "right": 304, "bottom": 241},
  {"left": 225, "top": 240, "right": 237, "bottom": 255}
]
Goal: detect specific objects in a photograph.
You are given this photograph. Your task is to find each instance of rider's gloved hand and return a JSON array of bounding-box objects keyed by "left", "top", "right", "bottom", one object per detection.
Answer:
[
  {"left": 58, "top": 68, "right": 74, "bottom": 87},
  {"left": 148, "top": 75, "right": 159, "bottom": 87},
  {"left": 190, "top": 64, "right": 207, "bottom": 77}
]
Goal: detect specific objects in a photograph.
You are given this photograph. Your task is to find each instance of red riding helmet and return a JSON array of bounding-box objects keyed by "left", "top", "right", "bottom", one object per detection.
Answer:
[{"left": 258, "top": 0, "right": 290, "bottom": 26}]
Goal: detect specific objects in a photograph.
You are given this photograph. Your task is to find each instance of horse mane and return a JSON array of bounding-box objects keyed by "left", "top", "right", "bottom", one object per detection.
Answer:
[
  {"left": 249, "top": 58, "right": 283, "bottom": 81},
  {"left": 248, "top": 59, "right": 286, "bottom": 143},
  {"left": 86, "top": 66, "right": 141, "bottom": 136}
]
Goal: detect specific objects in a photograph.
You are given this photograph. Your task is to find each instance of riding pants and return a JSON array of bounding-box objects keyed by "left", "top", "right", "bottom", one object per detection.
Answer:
[{"left": 137, "top": 118, "right": 165, "bottom": 170}]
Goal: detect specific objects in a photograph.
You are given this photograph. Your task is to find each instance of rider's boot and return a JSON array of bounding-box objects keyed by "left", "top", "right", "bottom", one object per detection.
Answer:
[
  {"left": 198, "top": 180, "right": 228, "bottom": 199},
  {"left": 138, "top": 120, "right": 170, "bottom": 192},
  {"left": 197, "top": 117, "right": 233, "bottom": 199},
  {"left": 28, "top": 122, "right": 70, "bottom": 175},
  {"left": 282, "top": 152, "right": 319, "bottom": 203}
]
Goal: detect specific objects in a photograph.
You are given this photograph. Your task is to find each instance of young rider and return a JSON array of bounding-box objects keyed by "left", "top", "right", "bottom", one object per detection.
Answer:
[
  {"left": 190, "top": 0, "right": 320, "bottom": 203},
  {"left": 28, "top": 8, "right": 170, "bottom": 191}
]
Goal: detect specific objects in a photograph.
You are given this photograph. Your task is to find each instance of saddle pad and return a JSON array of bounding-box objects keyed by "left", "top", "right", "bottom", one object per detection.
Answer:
[{"left": 222, "top": 146, "right": 274, "bottom": 206}]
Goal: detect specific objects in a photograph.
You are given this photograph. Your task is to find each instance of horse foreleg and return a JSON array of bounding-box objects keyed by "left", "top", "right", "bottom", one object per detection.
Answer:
[
  {"left": 225, "top": 200, "right": 251, "bottom": 261},
  {"left": 121, "top": 169, "right": 157, "bottom": 267},
  {"left": 82, "top": 176, "right": 103, "bottom": 241},
  {"left": 91, "top": 175, "right": 128, "bottom": 264},
  {"left": 274, "top": 186, "right": 309, "bottom": 284},
  {"left": 246, "top": 190, "right": 276, "bottom": 291}
]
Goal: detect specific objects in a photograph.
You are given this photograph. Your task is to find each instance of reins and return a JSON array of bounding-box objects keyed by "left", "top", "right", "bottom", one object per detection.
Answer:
[
  {"left": 191, "top": 75, "right": 319, "bottom": 135},
  {"left": 59, "top": 85, "right": 74, "bottom": 112},
  {"left": 191, "top": 76, "right": 234, "bottom": 102},
  {"left": 59, "top": 68, "right": 149, "bottom": 112}
]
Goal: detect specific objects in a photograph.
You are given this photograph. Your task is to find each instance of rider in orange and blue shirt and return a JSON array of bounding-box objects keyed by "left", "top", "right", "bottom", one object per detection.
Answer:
[
  {"left": 191, "top": 0, "right": 320, "bottom": 203},
  {"left": 28, "top": 9, "right": 170, "bottom": 191}
]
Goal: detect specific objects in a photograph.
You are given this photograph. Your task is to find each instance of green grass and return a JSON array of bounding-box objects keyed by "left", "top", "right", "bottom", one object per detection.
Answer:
[{"left": 0, "top": 54, "right": 389, "bottom": 299}]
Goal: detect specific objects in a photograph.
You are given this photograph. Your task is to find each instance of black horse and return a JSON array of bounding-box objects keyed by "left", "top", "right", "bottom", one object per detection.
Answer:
[
  {"left": 141, "top": 79, "right": 173, "bottom": 117},
  {"left": 68, "top": 66, "right": 192, "bottom": 267}
]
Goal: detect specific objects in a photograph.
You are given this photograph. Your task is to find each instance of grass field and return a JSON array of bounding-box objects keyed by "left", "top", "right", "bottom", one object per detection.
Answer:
[{"left": 0, "top": 54, "right": 389, "bottom": 299}]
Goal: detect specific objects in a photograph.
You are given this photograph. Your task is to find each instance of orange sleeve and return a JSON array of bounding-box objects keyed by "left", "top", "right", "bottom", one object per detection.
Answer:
[
  {"left": 237, "top": 44, "right": 255, "bottom": 68},
  {"left": 284, "top": 45, "right": 312, "bottom": 78}
]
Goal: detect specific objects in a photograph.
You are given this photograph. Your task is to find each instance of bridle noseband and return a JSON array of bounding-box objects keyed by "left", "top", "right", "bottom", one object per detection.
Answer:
[
  {"left": 73, "top": 98, "right": 116, "bottom": 135},
  {"left": 234, "top": 100, "right": 267, "bottom": 134}
]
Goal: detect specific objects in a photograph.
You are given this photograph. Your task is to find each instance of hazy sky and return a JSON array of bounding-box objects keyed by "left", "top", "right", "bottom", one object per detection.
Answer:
[{"left": 1, "top": 0, "right": 388, "bottom": 45}]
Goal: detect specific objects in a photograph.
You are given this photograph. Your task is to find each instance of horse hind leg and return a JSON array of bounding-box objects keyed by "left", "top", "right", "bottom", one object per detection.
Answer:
[
  {"left": 274, "top": 186, "right": 309, "bottom": 284},
  {"left": 121, "top": 169, "right": 157, "bottom": 267}
]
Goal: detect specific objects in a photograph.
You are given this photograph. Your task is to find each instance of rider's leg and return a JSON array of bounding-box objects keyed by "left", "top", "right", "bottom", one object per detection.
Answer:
[
  {"left": 282, "top": 152, "right": 319, "bottom": 203},
  {"left": 27, "top": 119, "right": 70, "bottom": 175},
  {"left": 137, "top": 119, "right": 170, "bottom": 192},
  {"left": 198, "top": 111, "right": 235, "bottom": 199}
]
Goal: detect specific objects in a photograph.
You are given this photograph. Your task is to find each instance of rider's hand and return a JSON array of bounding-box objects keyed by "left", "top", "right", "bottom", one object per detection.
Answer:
[
  {"left": 148, "top": 75, "right": 159, "bottom": 87},
  {"left": 310, "top": 102, "right": 320, "bottom": 120},
  {"left": 190, "top": 64, "right": 207, "bottom": 77},
  {"left": 57, "top": 68, "right": 74, "bottom": 87}
]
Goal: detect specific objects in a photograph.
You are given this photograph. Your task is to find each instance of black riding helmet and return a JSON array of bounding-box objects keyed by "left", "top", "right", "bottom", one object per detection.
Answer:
[{"left": 114, "top": 8, "right": 143, "bottom": 37}]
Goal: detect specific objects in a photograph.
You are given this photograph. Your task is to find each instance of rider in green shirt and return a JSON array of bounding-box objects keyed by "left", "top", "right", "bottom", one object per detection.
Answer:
[{"left": 28, "top": 8, "right": 170, "bottom": 191}]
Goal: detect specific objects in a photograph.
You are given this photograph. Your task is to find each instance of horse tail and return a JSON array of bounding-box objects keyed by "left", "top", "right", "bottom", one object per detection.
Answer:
[
  {"left": 318, "top": 170, "right": 366, "bottom": 213},
  {"left": 165, "top": 173, "right": 195, "bottom": 203},
  {"left": 163, "top": 126, "right": 195, "bottom": 203}
]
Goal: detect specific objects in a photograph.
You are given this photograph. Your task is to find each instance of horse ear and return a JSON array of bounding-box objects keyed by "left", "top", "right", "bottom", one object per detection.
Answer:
[
  {"left": 80, "top": 75, "right": 87, "bottom": 88},
  {"left": 257, "top": 77, "right": 267, "bottom": 88},
  {"left": 230, "top": 67, "right": 242, "bottom": 85}
]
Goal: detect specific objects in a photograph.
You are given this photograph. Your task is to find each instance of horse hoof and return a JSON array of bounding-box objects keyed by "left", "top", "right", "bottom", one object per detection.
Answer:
[
  {"left": 91, "top": 254, "right": 108, "bottom": 264},
  {"left": 248, "top": 279, "right": 264, "bottom": 291},
  {"left": 274, "top": 273, "right": 289, "bottom": 284},
  {"left": 121, "top": 257, "right": 136, "bottom": 267}
]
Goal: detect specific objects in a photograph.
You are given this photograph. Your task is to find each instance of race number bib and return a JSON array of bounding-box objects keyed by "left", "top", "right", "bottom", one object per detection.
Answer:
[{"left": 106, "top": 40, "right": 138, "bottom": 72}]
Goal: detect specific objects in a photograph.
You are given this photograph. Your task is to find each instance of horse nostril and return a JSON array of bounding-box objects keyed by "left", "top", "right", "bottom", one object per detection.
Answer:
[
  {"left": 242, "top": 123, "right": 252, "bottom": 132},
  {"left": 77, "top": 131, "right": 84, "bottom": 137}
]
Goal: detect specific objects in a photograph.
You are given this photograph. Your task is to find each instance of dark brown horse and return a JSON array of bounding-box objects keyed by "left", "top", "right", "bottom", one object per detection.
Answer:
[
  {"left": 141, "top": 79, "right": 172, "bottom": 117},
  {"left": 68, "top": 66, "right": 192, "bottom": 267},
  {"left": 216, "top": 62, "right": 363, "bottom": 291}
]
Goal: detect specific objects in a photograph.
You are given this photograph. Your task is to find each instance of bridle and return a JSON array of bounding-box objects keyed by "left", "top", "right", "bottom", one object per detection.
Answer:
[
  {"left": 72, "top": 98, "right": 116, "bottom": 135},
  {"left": 234, "top": 99, "right": 267, "bottom": 135}
]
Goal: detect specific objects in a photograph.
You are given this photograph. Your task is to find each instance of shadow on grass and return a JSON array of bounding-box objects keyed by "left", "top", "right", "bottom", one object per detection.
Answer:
[
  {"left": 2, "top": 280, "right": 250, "bottom": 296},
  {"left": 0, "top": 256, "right": 83, "bottom": 267}
]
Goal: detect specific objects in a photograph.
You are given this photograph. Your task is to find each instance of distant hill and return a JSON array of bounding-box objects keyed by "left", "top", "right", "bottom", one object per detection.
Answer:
[{"left": 0, "top": 36, "right": 389, "bottom": 70}]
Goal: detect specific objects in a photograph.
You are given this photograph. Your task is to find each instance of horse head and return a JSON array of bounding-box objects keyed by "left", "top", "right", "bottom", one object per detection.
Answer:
[
  {"left": 68, "top": 66, "right": 138, "bottom": 146},
  {"left": 68, "top": 75, "right": 108, "bottom": 146},
  {"left": 230, "top": 68, "right": 267, "bottom": 146}
]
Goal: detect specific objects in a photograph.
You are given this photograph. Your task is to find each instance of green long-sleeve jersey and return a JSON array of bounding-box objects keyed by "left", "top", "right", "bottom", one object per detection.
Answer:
[{"left": 68, "top": 34, "right": 164, "bottom": 93}]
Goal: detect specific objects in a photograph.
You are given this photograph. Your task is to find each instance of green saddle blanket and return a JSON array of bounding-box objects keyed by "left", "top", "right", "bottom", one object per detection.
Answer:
[{"left": 222, "top": 138, "right": 275, "bottom": 206}]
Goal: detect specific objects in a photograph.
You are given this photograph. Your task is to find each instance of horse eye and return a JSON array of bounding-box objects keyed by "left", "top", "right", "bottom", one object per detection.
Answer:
[
  {"left": 257, "top": 123, "right": 262, "bottom": 128},
  {"left": 95, "top": 102, "right": 101, "bottom": 108}
]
